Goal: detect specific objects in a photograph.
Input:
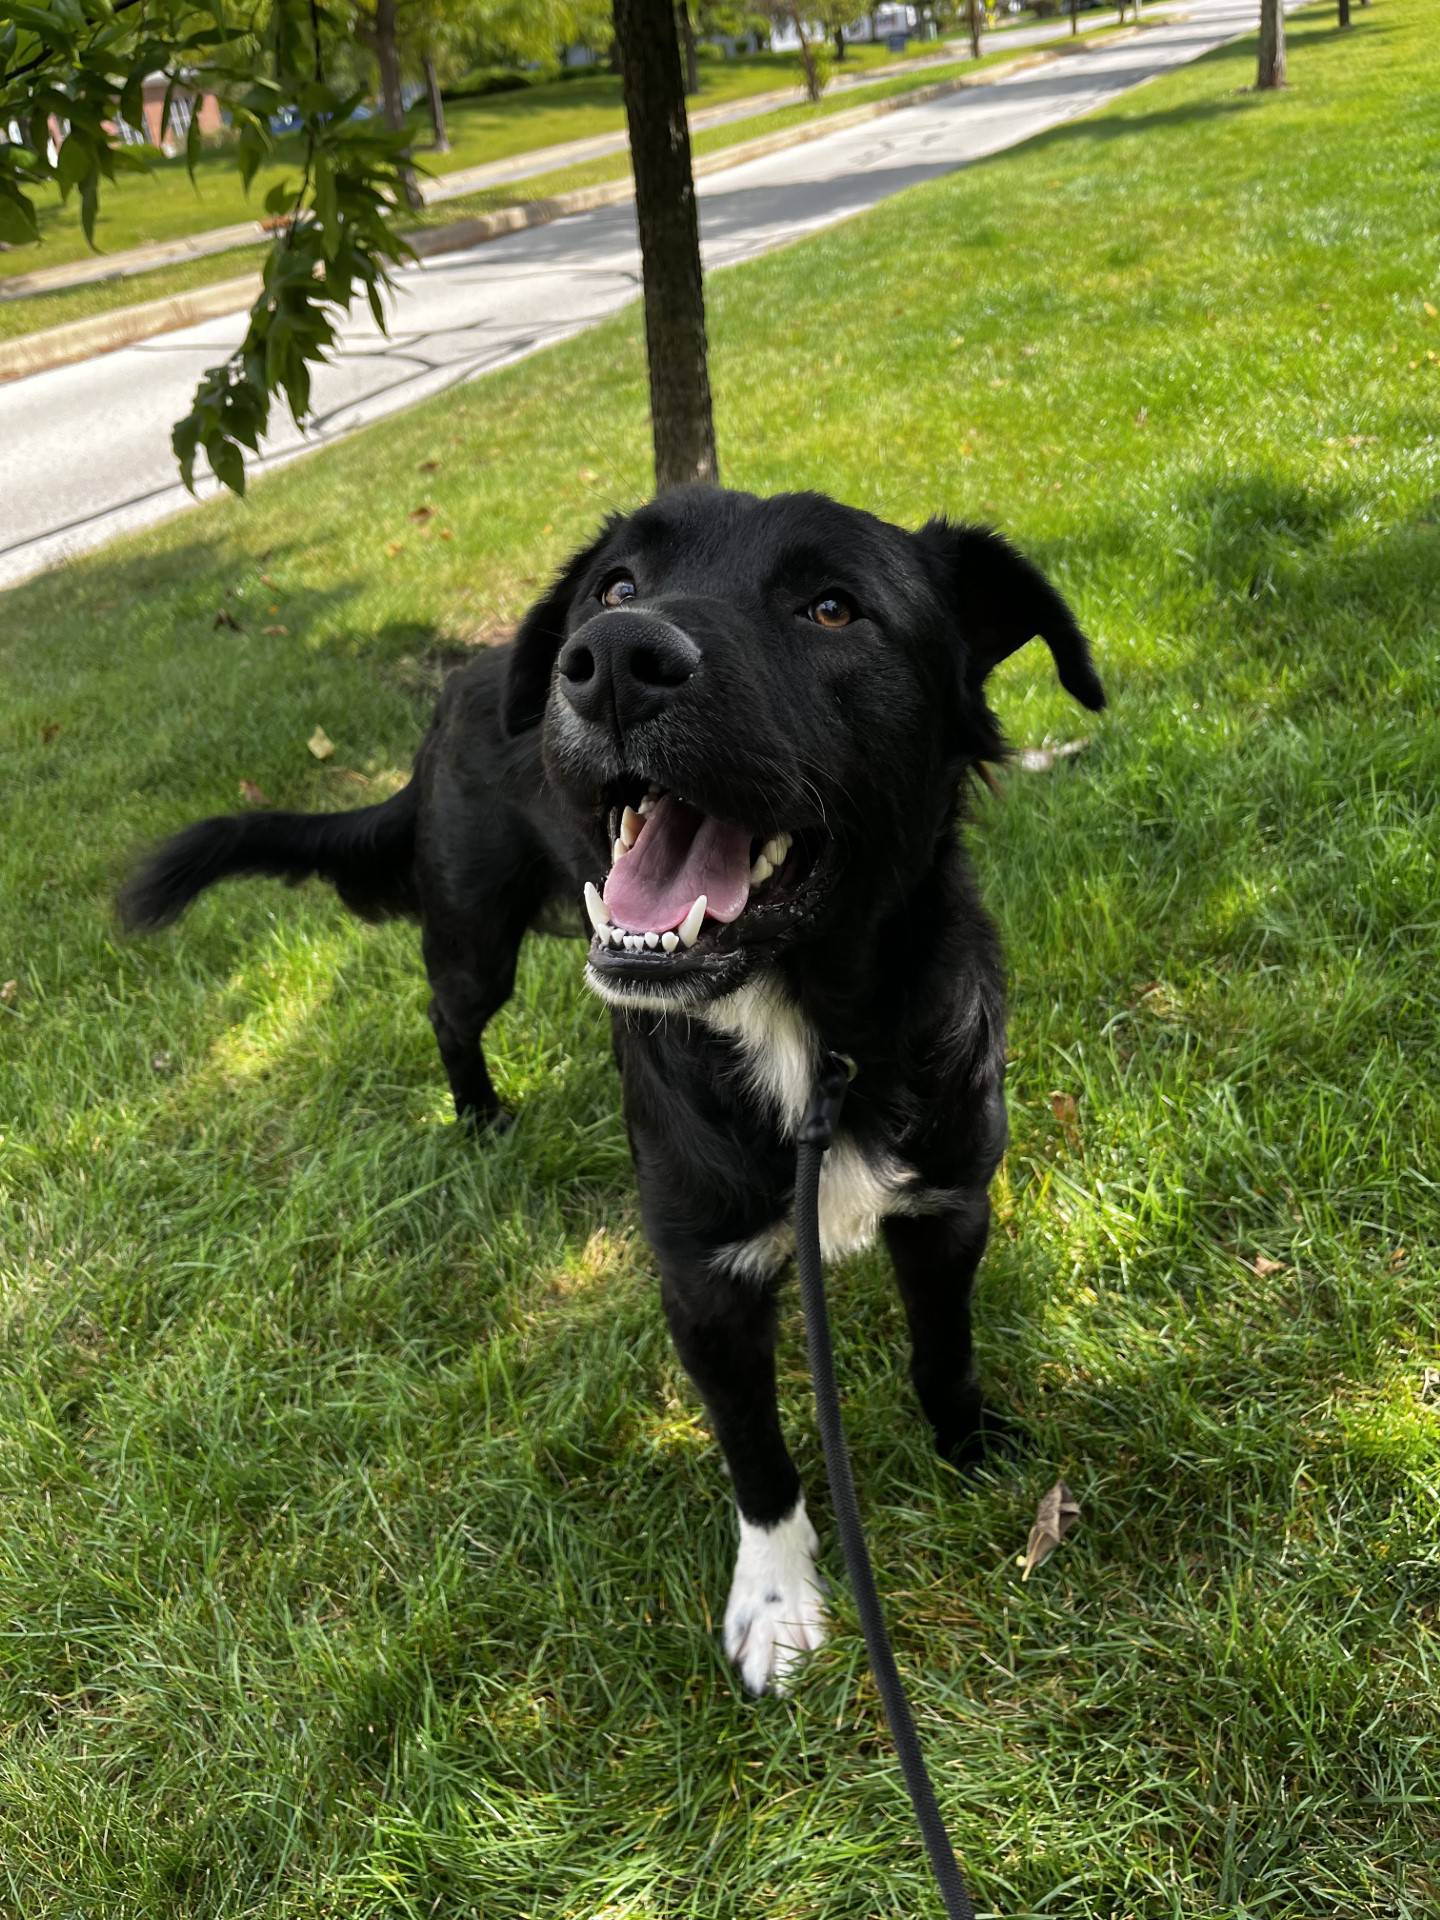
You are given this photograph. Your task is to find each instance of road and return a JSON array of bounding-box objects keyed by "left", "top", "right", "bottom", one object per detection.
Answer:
[{"left": 0, "top": 0, "right": 1266, "bottom": 593}]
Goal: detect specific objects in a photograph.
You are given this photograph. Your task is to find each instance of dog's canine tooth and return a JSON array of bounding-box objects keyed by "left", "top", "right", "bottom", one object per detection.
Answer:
[
  {"left": 583, "top": 881, "right": 608, "bottom": 933},
  {"left": 767, "top": 833, "right": 791, "bottom": 867},
  {"left": 637, "top": 789, "right": 661, "bottom": 816},
  {"left": 750, "top": 854, "right": 773, "bottom": 885},
  {"left": 661, "top": 931, "right": 679, "bottom": 952},
  {"left": 677, "top": 895, "right": 707, "bottom": 948},
  {"left": 613, "top": 837, "right": 627, "bottom": 865},
  {"left": 620, "top": 806, "right": 643, "bottom": 849},
  {"left": 644, "top": 932, "right": 659, "bottom": 949}
]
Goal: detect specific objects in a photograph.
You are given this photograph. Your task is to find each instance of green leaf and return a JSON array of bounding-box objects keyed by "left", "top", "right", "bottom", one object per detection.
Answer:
[
  {"left": 208, "top": 435, "right": 246, "bottom": 498},
  {"left": 0, "top": 185, "right": 39, "bottom": 246}
]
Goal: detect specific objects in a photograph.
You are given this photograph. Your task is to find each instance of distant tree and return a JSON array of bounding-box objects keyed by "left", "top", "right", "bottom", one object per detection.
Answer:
[
  {"left": 1257, "top": 0, "right": 1285, "bottom": 87},
  {"left": 967, "top": 0, "right": 981, "bottom": 59},
  {"left": 613, "top": 0, "right": 719, "bottom": 487},
  {"left": 1337, "top": 0, "right": 1350, "bottom": 25}
]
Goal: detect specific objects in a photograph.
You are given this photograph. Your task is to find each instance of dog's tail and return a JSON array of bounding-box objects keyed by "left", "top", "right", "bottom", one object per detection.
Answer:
[{"left": 118, "top": 785, "right": 419, "bottom": 932}]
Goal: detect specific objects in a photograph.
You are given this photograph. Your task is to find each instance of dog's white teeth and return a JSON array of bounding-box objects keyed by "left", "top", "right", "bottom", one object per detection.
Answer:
[
  {"left": 637, "top": 787, "right": 661, "bottom": 816},
  {"left": 750, "top": 854, "right": 773, "bottom": 885},
  {"left": 767, "top": 833, "right": 792, "bottom": 867},
  {"left": 583, "top": 881, "right": 608, "bottom": 934},
  {"left": 661, "top": 931, "right": 679, "bottom": 952},
  {"left": 644, "top": 932, "right": 659, "bottom": 949},
  {"left": 612, "top": 837, "right": 627, "bottom": 865},
  {"left": 677, "top": 895, "right": 707, "bottom": 948},
  {"left": 607, "top": 926, "right": 623, "bottom": 946},
  {"left": 620, "top": 806, "right": 643, "bottom": 849}
]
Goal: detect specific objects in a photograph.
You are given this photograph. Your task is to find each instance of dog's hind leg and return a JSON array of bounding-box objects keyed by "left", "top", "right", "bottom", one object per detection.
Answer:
[
  {"left": 422, "top": 923, "right": 528, "bottom": 1130},
  {"left": 661, "top": 1262, "right": 827, "bottom": 1696},
  {"left": 883, "top": 1199, "right": 1017, "bottom": 1470}
]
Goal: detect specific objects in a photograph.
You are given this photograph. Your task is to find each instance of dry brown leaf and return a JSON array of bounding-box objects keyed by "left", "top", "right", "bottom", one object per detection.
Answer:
[
  {"left": 408, "top": 504, "right": 436, "bottom": 524},
  {"left": 238, "top": 779, "right": 269, "bottom": 806},
  {"left": 40, "top": 722, "right": 61, "bottom": 746},
  {"left": 0, "top": 979, "right": 18, "bottom": 1004},
  {"left": 385, "top": 540, "right": 404, "bottom": 558},
  {"left": 1021, "top": 1481, "right": 1080, "bottom": 1580},
  {"left": 307, "top": 727, "right": 335, "bottom": 761},
  {"left": 439, "top": 528, "right": 454, "bottom": 541},
  {"left": 1016, "top": 737, "right": 1092, "bottom": 773},
  {"left": 1388, "top": 1247, "right": 1408, "bottom": 1270},
  {"left": 213, "top": 608, "right": 242, "bottom": 632},
  {"left": 418, "top": 458, "right": 440, "bottom": 474},
  {"left": 262, "top": 624, "right": 289, "bottom": 637},
  {"left": 1049, "top": 1090, "right": 1081, "bottom": 1147},
  {"left": 1243, "top": 1253, "right": 1287, "bottom": 1278},
  {"left": 1420, "top": 1367, "right": 1440, "bottom": 1407}
]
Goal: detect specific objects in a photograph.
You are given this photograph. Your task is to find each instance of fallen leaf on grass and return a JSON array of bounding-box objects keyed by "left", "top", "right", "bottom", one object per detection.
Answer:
[
  {"left": 40, "top": 722, "right": 61, "bottom": 746},
  {"left": 1239, "top": 1253, "right": 1287, "bottom": 1278},
  {"left": 1048, "top": 1091, "right": 1081, "bottom": 1147},
  {"left": 1020, "top": 1481, "right": 1080, "bottom": 1580},
  {"left": 1420, "top": 1368, "right": 1440, "bottom": 1407},
  {"left": 262, "top": 624, "right": 289, "bottom": 637},
  {"left": 408, "top": 504, "right": 436, "bottom": 524},
  {"left": 0, "top": 979, "right": 18, "bottom": 1004},
  {"left": 307, "top": 727, "right": 335, "bottom": 761},
  {"left": 213, "top": 608, "right": 242, "bottom": 632},
  {"left": 238, "top": 780, "right": 269, "bottom": 806},
  {"left": 418, "top": 458, "right": 440, "bottom": 474},
  {"left": 385, "top": 541, "right": 404, "bottom": 559},
  {"left": 1015, "top": 737, "right": 1092, "bottom": 773}
]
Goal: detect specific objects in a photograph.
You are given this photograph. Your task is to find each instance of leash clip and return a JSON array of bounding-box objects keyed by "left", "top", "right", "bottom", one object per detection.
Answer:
[{"left": 798, "top": 1049, "right": 856, "bottom": 1149}]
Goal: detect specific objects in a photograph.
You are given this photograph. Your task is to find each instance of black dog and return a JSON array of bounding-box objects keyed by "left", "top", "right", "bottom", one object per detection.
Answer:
[{"left": 122, "top": 486, "right": 1103, "bottom": 1694}]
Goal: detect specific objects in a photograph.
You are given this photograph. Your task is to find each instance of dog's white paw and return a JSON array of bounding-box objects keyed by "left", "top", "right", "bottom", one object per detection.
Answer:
[{"left": 724, "top": 1500, "right": 828, "bottom": 1696}]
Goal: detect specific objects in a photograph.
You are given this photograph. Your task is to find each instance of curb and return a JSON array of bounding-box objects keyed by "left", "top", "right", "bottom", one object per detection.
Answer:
[{"left": 0, "top": 32, "right": 1142, "bottom": 387}]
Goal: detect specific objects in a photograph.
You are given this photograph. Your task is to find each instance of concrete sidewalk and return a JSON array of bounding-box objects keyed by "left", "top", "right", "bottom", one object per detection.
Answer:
[{"left": 0, "top": 8, "right": 1175, "bottom": 304}]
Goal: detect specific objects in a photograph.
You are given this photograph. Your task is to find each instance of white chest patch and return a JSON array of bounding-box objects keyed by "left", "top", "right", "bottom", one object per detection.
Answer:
[{"left": 702, "top": 977, "right": 920, "bottom": 1279}]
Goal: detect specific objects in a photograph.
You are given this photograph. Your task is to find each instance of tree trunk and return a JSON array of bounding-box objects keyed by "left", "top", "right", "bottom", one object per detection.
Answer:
[
  {"left": 967, "top": 0, "right": 981, "bottom": 59},
  {"left": 1337, "top": 0, "right": 1350, "bottom": 23},
  {"left": 1257, "top": 0, "right": 1286, "bottom": 87},
  {"left": 792, "top": 13, "right": 822, "bottom": 101},
  {"left": 369, "top": 0, "right": 422, "bottom": 208},
  {"left": 678, "top": 4, "right": 700, "bottom": 93},
  {"left": 613, "top": 0, "right": 718, "bottom": 490},
  {"left": 422, "top": 54, "right": 450, "bottom": 152},
  {"left": 1070, "top": 0, "right": 1078, "bottom": 36}
]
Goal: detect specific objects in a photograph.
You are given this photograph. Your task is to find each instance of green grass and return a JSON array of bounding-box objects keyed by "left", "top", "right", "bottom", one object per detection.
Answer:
[
  {"left": 3, "top": 2, "right": 1439, "bottom": 1913},
  {"left": 0, "top": 38, "right": 960, "bottom": 284}
]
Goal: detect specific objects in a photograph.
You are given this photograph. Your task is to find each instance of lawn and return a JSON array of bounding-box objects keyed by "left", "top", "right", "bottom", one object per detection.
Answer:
[{"left": 2, "top": 2, "right": 1437, "bottom": 1914}]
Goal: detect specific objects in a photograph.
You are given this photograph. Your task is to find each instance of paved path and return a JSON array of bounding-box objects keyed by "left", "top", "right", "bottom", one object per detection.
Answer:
[
  {"left": 0, "top": 0, "right": 1264, "bottom": 592},
  {"left": 0, "top": 9, "right": 1178, "bottom": 301}
]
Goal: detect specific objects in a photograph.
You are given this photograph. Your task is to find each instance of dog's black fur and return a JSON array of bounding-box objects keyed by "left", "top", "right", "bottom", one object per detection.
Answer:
[{"left": 122, "top": 486, "right": 1103, "bottom": 1691}]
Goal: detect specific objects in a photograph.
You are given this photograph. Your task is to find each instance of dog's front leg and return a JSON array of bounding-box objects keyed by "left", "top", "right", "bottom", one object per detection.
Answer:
[
  {"left": 884, "top": 1200, "right": 1017, "bottom": 1469},
  {"left": 660, "top": 1262, "right": 827, "bottom": 1695}
]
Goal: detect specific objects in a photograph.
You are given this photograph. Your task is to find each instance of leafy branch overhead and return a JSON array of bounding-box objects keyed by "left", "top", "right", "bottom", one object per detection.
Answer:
[{"left": 1, "top": 0, "right": 417, "bottom": 494}]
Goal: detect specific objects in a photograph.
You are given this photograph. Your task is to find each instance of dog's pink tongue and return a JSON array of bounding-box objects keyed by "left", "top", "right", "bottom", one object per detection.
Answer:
[{"left": 603, "top": 794, "right": 751, "bottom": 933}]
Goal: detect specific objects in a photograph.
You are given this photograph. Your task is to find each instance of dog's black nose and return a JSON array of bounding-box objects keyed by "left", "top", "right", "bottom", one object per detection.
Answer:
[{"left": 558, "top": 612, "right": 700, "bottom": 734}]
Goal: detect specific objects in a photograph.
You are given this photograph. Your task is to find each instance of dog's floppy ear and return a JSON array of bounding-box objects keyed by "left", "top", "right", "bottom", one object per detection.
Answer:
[
  {"left": 502, "top": 523, "right": 616, "bottom": 734},
  {"left": 914, "top": 519, "right": 1105, "bottom": 713}
]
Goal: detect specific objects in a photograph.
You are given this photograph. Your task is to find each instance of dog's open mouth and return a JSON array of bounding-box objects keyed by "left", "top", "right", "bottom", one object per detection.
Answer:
[{"left": 582, "top": 785, "right": 827, "bottom": 986}]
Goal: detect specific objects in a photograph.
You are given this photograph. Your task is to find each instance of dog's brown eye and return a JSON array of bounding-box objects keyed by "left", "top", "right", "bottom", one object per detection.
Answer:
[
  {"left": 600, "top": 574, "right": 637, "bottom": 608},
  {"left": 808, "top": 594, "right": 853, "bottom": 629}
]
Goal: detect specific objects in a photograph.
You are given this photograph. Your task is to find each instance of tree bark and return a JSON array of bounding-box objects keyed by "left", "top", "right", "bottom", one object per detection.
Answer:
[
  {"left": 368, "top": 0, "right": 422, "bottom": 207},
  {"left": 613, "top": 0, "right": 718, "bottom": 490},
  {"left": 678, "top": 4, "right": 700, "bottom": 94},
  {"left": 1257, "top": 0, "right": 1286, "bottom": 87},
  {"left": 422, "top": 54, "right": 449, "bottom": 152},
  {"left": 834, "top": 28, "right": 847, "bottom": 61},
  {"left": 1070, "top": 0, "right": 1078, "bottom": 36},
  {"left": 792, "top": 12, "right": 823, "bottom": 101},
  {"left": 1337, "top": 0, "right": 1350, "bottom": 23},
  {"left": 967, "top": 0, "right": 981, "bottom": 60}
]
